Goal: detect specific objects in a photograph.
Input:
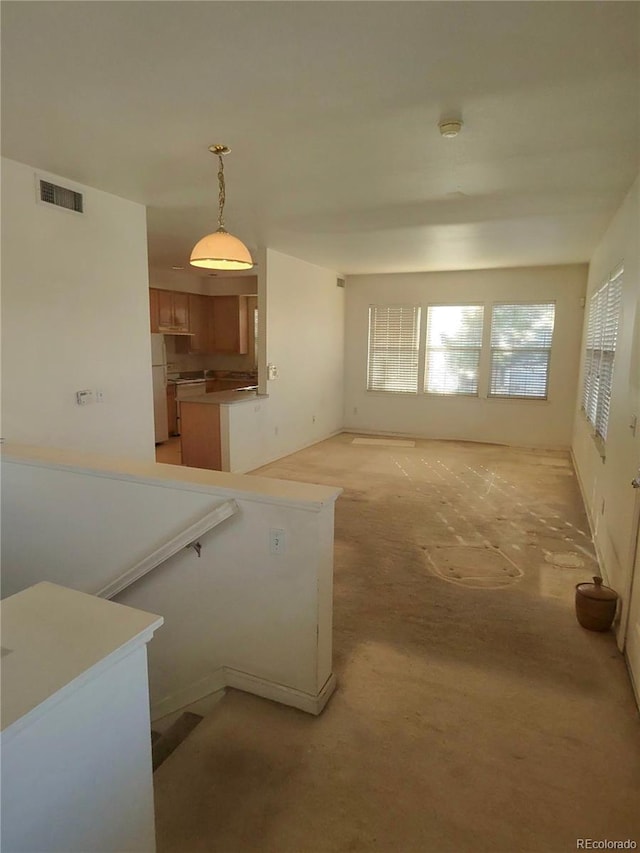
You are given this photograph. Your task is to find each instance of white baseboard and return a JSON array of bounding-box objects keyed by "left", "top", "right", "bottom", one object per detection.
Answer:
[
  {"left": 342, "top": 427, "right": 569, "bottom": 451},
  {"left": 151, "top": 668, "right": 337, "bottom": 721},
  {"left": 223, "top": 668, "right": 337, "bottom": 715}
]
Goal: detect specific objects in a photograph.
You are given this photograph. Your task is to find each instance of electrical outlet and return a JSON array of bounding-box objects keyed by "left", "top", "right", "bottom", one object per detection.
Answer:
[
  {"left": 95, "top": 390, "right": 104, "bottom": 403},
  {"left": 270, "top": 528, "right": 286, "bottom": 554}
]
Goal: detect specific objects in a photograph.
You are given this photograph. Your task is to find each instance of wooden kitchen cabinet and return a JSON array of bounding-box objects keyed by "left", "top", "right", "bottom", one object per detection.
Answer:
[
  {"left": 189, "top": 294, "right": 209, "bottom": 352},
  {"left": 209, "top": 295, "right": 248, "bottom": 354},
  {"left": 166, "top": 383, "right": 178, "bottom": 436},
  {"left": 176, "top": 293, "right": 210, "bottom": 354},
  {"left": 180, "top": 400, "right": 222, "bottom": 470},
  {"left": 156, "top": 289, "right": 190, "bottom": 333},
  {"left": 149, "top": 288, "right": 160, "bottom": 333}
]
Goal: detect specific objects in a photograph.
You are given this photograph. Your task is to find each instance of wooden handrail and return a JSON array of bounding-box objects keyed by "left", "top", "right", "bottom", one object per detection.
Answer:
[{"left": 96, "top": 499, "right": 238, "bottom": 600}]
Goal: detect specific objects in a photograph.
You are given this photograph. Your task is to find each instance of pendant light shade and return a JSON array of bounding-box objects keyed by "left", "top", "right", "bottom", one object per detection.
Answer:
[
  {"left": 190, "top": 228, "right": 254, "bottom": 270},
  {"left": 190, "top": 144, "right": 253, "bottom": 271}
]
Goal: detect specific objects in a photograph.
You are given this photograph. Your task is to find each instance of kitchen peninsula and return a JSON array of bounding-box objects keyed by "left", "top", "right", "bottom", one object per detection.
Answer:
[{"left": 180, "top": 389, "right": 267, "bottom": 471}]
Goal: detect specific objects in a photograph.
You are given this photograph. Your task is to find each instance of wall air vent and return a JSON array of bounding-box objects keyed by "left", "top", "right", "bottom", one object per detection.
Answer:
[
  {"left": 337, "top": 277, "right": 345, "bottom": 288},
  {"left": 39, "top": 179, "right": 84, "bottom": 213}
]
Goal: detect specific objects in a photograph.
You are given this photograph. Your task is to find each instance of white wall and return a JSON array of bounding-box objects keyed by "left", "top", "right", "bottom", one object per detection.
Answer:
[
  {"left": 227, "top": 248, "right": 345, "bottom": 473},
  {"left": 344, "top": 265, "right": 587, "bottom": 448},
  {"left": 571, "top": 175, "right": 640, "bottom": 640},
  {"left": 1, "top": 158, "right": 154, "bottom": 459},
  {"left": 2, "top": 444, "right": 341, "bottom": 716}
]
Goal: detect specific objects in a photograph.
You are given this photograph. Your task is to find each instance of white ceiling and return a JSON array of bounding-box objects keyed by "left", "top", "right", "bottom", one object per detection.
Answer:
[{"left": 2, "top": 1, "right": 639, "bottom": 275}]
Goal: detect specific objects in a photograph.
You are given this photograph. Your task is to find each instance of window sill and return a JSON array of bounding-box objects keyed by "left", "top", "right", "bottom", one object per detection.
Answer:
[{"left": 486, "top": 395, "right": 550, "bottom": 403}]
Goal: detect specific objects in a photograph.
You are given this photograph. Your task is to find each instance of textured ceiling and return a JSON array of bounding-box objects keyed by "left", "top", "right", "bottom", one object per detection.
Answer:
[{"left": 2, "top": 1, "right": 639, "bottom": 275}]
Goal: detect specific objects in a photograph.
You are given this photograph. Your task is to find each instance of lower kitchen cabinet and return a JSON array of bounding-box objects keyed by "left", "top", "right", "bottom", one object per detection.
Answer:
[
  {"left": 166, "top": 383, "right": 178, "bottom": 436},
  {"left": 180, "top": 400, "right": 222, "bottom": 470}
]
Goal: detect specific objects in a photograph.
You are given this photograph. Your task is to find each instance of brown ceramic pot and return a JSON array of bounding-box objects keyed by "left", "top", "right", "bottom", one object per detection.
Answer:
[{"left": 575, "top": 576, "right": 618, "bottom": 632}]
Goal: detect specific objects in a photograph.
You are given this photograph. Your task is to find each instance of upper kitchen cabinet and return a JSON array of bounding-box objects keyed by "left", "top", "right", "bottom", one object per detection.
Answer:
[
  {"left": 210, "top": 295, "right": 248, "bottom": 354},
  {"left": 149, "top": 288, "right": 160, "bottom": 333},
  {"left": 176, "top": 293, "right": 210, "bottom": 354},
  {"left": 156, "top": 289, "right": 190, "bottom": 334}
]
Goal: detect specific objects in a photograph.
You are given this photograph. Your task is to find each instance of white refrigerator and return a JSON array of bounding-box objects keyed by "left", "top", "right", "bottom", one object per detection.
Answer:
[{"left": 151, "top": 334, "right": 169, "bottom": 443}]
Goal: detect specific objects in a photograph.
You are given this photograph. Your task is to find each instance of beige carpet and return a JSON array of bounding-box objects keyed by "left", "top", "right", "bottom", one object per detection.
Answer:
[{"left": 154, "top": 434, "right": 640, "bottom": 853}]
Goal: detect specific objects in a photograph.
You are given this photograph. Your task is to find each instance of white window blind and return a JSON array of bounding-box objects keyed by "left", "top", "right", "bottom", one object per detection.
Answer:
[
  {"left": 582, "top": 287, "right": 601, "bottom": 424},
  {"left": 367, "top": 305, "right": 421, "bottom": 393},
  {"left": 489, "top": 303, "right": 555, "bottom": 399},
  {"left": 425, "top": 305, "right": 484, "bottom": 395},
  {"left": 582, "top": 269, "right": 623, "bottom": 441}
]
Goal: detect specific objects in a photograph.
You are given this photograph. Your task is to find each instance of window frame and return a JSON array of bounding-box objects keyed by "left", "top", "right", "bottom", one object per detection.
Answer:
[
  {"left": 487, "top": 301, "right": 556, "bottom": 401},
  {"left": 365, "top": 299, "right": 559, "bottom": 402}
]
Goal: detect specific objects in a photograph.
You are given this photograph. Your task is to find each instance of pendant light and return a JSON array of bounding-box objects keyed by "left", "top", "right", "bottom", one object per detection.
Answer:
[{"left": 190, "top": 144, "right": 254, "bottom": 271}]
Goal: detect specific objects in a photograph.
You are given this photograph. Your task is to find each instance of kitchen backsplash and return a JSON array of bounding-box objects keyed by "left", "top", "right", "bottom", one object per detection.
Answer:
[{"left": 164, "top": 335, "right": 256, "bottom": 375}]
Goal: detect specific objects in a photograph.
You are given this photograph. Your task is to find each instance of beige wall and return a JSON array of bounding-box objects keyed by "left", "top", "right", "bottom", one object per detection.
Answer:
[
  {"left": 343, "top": 264, "right": 587, "bottom": 448},
  {"left": 571, "top": 174, "right": 640, "bottom": 642},
  {"left": 225, "top": 248, "right": 345, "bottom": 473},
  {"left": 1, "top": 158, "right": 154, "bottom": 459}
]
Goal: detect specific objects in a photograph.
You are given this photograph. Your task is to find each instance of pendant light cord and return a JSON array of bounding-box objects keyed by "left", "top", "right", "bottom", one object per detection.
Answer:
[{"left": 217, "top": 154, "right": 226, "bottom": 231}]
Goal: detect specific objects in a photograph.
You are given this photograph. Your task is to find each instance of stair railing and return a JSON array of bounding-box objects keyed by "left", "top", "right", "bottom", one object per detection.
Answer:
[{"left": 96, "top": 499, "right": 238, "bottom": 600}]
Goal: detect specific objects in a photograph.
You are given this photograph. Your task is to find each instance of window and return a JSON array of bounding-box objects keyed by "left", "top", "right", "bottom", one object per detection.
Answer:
[
  {"left": 582, "top": 269, "right": 623, "bottom": 441},
  {"left": 425, "top": 305, "right": 484, "bottom": 395},
  {"left": 489, "top": 303, "right": 555, "bottom": 399},
  {"left": 367, "top": 305, "right": 421, "bottom": 393},
  {"left": 367, "top": 300, "right": 558, "bottom": 400}
]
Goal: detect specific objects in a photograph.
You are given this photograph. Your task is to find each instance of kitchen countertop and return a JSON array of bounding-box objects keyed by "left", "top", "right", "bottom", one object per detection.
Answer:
[{"left": 180, "top": 390, "right": 268, "bottom": 406}]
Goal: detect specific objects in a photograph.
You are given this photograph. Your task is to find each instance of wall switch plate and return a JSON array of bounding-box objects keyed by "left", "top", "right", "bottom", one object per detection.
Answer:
[
  {"left": 95, "top": 390, "right": 104, "bottom": 403},
  {"left": 267, "top": 363, "right": 278, "bottom": 380},
  {"left": 269, "top": 528, "right": 285, "bottom": 554}
]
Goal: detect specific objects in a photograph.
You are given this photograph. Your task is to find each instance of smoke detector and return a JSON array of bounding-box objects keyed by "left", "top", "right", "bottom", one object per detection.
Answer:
[{"left": 439, "top": 119, "right": 463, "bottom": 138}]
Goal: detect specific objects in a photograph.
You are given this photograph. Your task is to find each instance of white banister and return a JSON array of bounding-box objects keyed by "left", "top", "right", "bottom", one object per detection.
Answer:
[{"left": 96, "top": 499, "right": 238, "bottom": 600}]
